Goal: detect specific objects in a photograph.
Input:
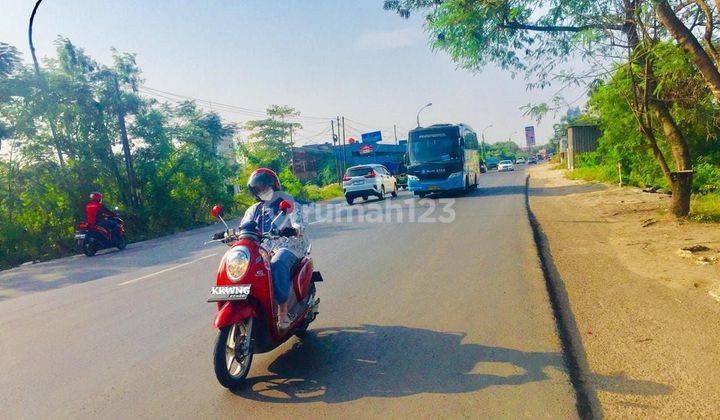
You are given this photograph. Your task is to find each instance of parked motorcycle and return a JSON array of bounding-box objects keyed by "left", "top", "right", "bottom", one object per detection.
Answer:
[
  {"left": 207, "top": 203, "right": 322, "bottom": 389},
  {"left": 75, "top": 208, "right": 126, "bottom": 256}
]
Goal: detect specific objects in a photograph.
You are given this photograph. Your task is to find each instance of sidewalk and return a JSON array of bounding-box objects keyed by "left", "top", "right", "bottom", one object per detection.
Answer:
[{"left": 528, "top": 164, "right": 720, "bottom": 418}]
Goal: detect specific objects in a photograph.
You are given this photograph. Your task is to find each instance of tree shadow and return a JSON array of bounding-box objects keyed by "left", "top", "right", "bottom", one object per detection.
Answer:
[{"left": 234, "top": 325, "right": 671, "bottom": 404}]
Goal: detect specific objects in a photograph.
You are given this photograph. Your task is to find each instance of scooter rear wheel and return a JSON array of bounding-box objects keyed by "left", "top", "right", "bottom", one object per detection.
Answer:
[
  {"left": 83, "top": 241, "right": 97, "bottom": 257},
  {"left": 214, "top": 318, "right": 254, "bottom": 389},
  {"left": 294, "top": 283, "right": 317, "bottom": 339}
]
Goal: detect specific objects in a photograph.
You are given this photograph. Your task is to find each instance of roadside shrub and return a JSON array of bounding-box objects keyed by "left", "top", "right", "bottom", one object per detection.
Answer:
[
  {"left": 690, "top": 192, "right": 720, "bottom": 222},
  {"left": 567, "top": 165, "right": 618, "bottom": 183},
  {"left": 692, "top": 159, "right": 720, "bottom": 194},
  {"left": 300, "top": 183, "right": 343, "bottom": 202}
]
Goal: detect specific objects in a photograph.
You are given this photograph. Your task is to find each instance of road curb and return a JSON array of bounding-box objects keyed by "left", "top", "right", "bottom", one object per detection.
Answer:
[{"left": 525, "top": 174, "right": 602, "bottom": 420}]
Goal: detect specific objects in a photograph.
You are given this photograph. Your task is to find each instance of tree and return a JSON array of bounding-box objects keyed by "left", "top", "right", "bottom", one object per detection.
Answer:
[
  {"left": 0, "top": 40, "right": 240, "bottom": 268},
  {"left": 383, "top": 0, "right": 705, "bottom": 216},
  {"left": 0, "top": 43, "right": 20, "bottom": 78},
  {"left": 654, "top": 1, "right": 720, "bottom": 103},
  {"left": 242, "top": 105, "right": 302, "bottom": 171}
]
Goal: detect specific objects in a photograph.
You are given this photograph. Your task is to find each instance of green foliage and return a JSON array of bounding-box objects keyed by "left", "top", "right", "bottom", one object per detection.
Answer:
[
  {"left": 690, "top": 193, "right": 720, "bottom": 223},
  {"left": 384, "top": 0, "right": 624, "bottom": 88},
  {"left": 568, "top": 42, "right": 720, "bottom": 196},
  {"left": 0, "top": 41, "right": 239, "bottom": 268},
  {"left": 693, "top": 159, "right": 720, "bottom": 194},
  {"left": 484, "top": 140, "right": 521, "bottom": 160},
  {"left": 303, "top": 183, "right": 343, "bottom": 201}
]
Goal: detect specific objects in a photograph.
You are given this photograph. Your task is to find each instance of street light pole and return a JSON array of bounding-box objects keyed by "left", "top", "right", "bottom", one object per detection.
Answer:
[
  {"left": 28, "top": 0, "right": 65, "bottom": 166},
  {"left": 416, "top": 102, "right": 432, "bottom": 127}
]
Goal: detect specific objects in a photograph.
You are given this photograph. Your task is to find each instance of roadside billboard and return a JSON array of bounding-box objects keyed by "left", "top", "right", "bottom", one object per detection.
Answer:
[
  {"left": 525, "top": 126, "right": 536, "bottom": 148},
  {"left": 361, "top": 131, "right": 382, "bottom": 143}
]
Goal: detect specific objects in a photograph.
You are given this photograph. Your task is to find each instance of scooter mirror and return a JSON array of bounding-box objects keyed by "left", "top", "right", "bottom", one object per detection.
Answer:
[
  {"left": 279, "top": 200, "right": 293, "bottom": 214},
  {"left": 211, "top": 204, "right": 224, "bottom": 218}
]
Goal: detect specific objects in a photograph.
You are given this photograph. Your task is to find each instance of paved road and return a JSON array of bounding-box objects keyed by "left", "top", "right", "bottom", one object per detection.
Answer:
[{"left": 0, "top": 168, "right": 577, "bottom": 419}]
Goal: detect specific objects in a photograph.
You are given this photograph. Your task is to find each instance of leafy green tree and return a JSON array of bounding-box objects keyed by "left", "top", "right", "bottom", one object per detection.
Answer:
[
  {"left": 242, "top": 105, "right": 302, "bottom": 169},
  {"left": 383, "top": 0, "right": 709, "bottom": 216},
  {"left": 0, "top": 40, "right": 240, "bottom": 268}
]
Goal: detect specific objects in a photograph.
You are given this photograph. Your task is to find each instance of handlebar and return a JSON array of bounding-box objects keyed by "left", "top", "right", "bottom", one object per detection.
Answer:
[{"left": 204, "top": 228, "right": 283, "bottom": 246}]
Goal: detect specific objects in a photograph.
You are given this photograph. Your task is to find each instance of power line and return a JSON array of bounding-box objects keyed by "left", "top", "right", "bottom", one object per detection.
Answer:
[
  {"left": 140, "top": 86, "right": 334, "bottom": 121},
  {"left": 138, "top": 86, "right": 409, "bottom": 144}
]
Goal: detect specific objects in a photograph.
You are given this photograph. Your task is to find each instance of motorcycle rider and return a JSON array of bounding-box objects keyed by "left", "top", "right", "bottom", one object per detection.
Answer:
[
  {"left": 85, "top": 192, "right": 118, "bottom": 243},
  {"left": 241, "top": 168, "right": 308, "bottom": 329}
]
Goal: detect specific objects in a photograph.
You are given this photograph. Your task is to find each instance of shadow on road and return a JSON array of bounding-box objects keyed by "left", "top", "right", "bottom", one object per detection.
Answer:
[
  {"left": 529, "top": 183, "right": 607, "bottom": 197},
  {"left": 234, "top": 325, "right": 671, "bottom": 404}
]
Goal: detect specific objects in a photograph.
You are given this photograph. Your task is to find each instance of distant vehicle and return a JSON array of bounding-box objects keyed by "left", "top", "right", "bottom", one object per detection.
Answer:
[
  {"left": 342, "top": 164, "right": 398, "bottom": 205},
  {"left": 406, "top": 123, "right": 480, "bottom": 197},
  {"left": 497, "top": 160, "right": 515, "bottom": 172},
  {"left": 75, "top": 209, "right": 126, "bottom": 256},
  {"left": 528, "top": 156, "right": 538, "bottom": 164},
  {"left": 485, "top": 157, "right": 500, "bottom": 170},
  {"left": 516, "top": 157, "right": 526, "bottom": 164},
  {"left": 479, "top": 159, "right": 488, "bottom": 173}
]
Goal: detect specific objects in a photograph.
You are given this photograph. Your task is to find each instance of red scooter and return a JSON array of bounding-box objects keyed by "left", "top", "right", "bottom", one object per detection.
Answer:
[
  {"left": 75, "top": 209, "right": 126, "bottom": 256},
  {"left": 207, "top": 203, "right": 322, "bottom": 389}
]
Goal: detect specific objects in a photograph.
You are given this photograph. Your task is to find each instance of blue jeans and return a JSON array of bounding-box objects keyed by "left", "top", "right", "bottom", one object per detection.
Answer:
[
  {"left": 100, "top": 219, "right": 118, "bottom": 242},
  {"left": 271, "top": 249, "right": 299, "bottom": 304}
]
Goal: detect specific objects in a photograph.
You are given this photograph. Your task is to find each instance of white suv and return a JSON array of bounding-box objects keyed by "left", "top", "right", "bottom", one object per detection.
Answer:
[{"left": 342, "top": 164, "right": 398, "bottom": 205}]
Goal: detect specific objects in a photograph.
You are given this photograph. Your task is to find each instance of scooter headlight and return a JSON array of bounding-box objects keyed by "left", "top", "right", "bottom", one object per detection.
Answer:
[
  {"left": 448, "top": 171, "right": 464, "bottom": 178},
  {"left": 225, "top": 246, "right": 250, "bottom": 282}
]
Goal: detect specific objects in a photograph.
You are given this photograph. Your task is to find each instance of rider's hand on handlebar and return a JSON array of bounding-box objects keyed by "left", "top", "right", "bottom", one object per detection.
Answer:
[
  {"left": 212, "top": 231, "right": 225, "bottom": 240},
  {"left": 279, "top": 227, "right": 298, "bottom": 237}
]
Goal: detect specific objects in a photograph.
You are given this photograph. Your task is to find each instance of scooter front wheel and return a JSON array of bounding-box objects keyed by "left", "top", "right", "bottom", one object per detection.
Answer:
[{"left": 213, "top": 318, "right": 254, "bottom": 389}]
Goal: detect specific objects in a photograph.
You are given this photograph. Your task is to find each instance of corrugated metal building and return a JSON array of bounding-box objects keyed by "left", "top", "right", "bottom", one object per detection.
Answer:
[{"left": 566, "top": 125, "right": 601, "bottom": 170}]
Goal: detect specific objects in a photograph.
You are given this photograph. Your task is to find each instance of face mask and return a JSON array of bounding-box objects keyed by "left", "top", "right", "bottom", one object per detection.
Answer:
[{"left": 258, "top": 189, "right": 274, "bottom": 202}]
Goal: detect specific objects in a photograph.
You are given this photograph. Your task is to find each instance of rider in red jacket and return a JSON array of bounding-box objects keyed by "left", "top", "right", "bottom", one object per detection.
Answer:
[{"left": 85, "top": 192, "right": 118, "bottom": 240}]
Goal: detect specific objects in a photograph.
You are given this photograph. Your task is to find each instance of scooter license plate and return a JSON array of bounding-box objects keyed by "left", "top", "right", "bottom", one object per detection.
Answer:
[
  {"left": 74, "top": 234, "right": 86, "bottom": 239},
  {"left": 207, "top": 285, "right": 251, "bottom": 302}
]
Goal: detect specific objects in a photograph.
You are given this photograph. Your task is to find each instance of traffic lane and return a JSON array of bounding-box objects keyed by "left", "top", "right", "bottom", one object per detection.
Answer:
[
  {"left": 227, "top": 168, "right": 574, "bottom": 418},
  {"left": 102, "top": 169, "right": 572, "bottom": 418},
  {"left": 1, "top": 168, "right": 575, "bottom": 418}
]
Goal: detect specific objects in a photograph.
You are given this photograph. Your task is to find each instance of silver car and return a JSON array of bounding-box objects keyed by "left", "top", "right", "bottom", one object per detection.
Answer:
[
  {"left": 497, "top": 160, "right": 515, "bottom": 172},
  {"left": 342, "top": 164, "right": 398, "bottom": 205}
]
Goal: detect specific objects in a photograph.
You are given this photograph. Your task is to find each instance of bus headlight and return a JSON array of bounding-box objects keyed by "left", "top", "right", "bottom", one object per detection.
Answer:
[
  {"left": 225, "top": 246, "right": 250, "bottom": 282},
  {"left": 408, "top": 175, "right": 419, "bottom": 181}
]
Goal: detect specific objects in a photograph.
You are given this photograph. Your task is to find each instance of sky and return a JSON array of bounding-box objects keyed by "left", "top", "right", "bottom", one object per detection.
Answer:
[{"left": 1, "top": 0, "right": 587, "bottom": 147}]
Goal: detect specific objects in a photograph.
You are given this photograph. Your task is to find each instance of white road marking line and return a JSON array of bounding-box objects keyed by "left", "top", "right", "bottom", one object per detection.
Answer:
[{"left": 118, "top": 253, "right": 220, "bottom": 286}]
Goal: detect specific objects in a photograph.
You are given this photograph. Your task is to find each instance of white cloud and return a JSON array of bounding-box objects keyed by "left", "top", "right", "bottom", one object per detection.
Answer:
[{"left": 356, "top": 27, "right": 425, "bottom": 50}]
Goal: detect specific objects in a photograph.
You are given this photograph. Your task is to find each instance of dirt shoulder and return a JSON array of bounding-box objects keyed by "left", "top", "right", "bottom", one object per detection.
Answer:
[{"left": 527, "top": 163, "right": 720, "bottom": 418}]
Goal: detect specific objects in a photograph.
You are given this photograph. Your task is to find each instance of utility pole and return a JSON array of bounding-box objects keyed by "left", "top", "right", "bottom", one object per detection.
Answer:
[
  {"left": 29, "top": 0, "right": 65, "bottom": 167},
  {"left": 394, "top": 124, "right": 398, "bottom": 145},
  {"left": 341, "top": 116, "right": 347, "bottom": 173},
  {"left": 113, "top": 74, "right": 139, "bottom": 208},
  {"left": 331, "top": 119, "right": 341, "bottom": 184}
]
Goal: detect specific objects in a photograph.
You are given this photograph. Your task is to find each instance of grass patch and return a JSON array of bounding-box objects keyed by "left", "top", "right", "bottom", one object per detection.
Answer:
[
  {"left": 303, "top": 183, "right": 343, "bottom": 201},
  {"left": 690, "top": 192, "right": 720, "bottom": 223},
  {"left": 566, "top": 166, "right": 618, "bottom": 184}
]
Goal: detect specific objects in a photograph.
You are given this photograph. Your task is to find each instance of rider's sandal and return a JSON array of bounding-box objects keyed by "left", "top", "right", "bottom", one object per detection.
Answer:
[{"left": 277, "top": 314, "right": 295, "bottom": 330}]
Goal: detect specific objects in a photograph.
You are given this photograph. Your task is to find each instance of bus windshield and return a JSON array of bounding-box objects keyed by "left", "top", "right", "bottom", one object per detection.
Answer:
[{"left": 408, "top": 127, "right": 461, "bottom": 164}]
